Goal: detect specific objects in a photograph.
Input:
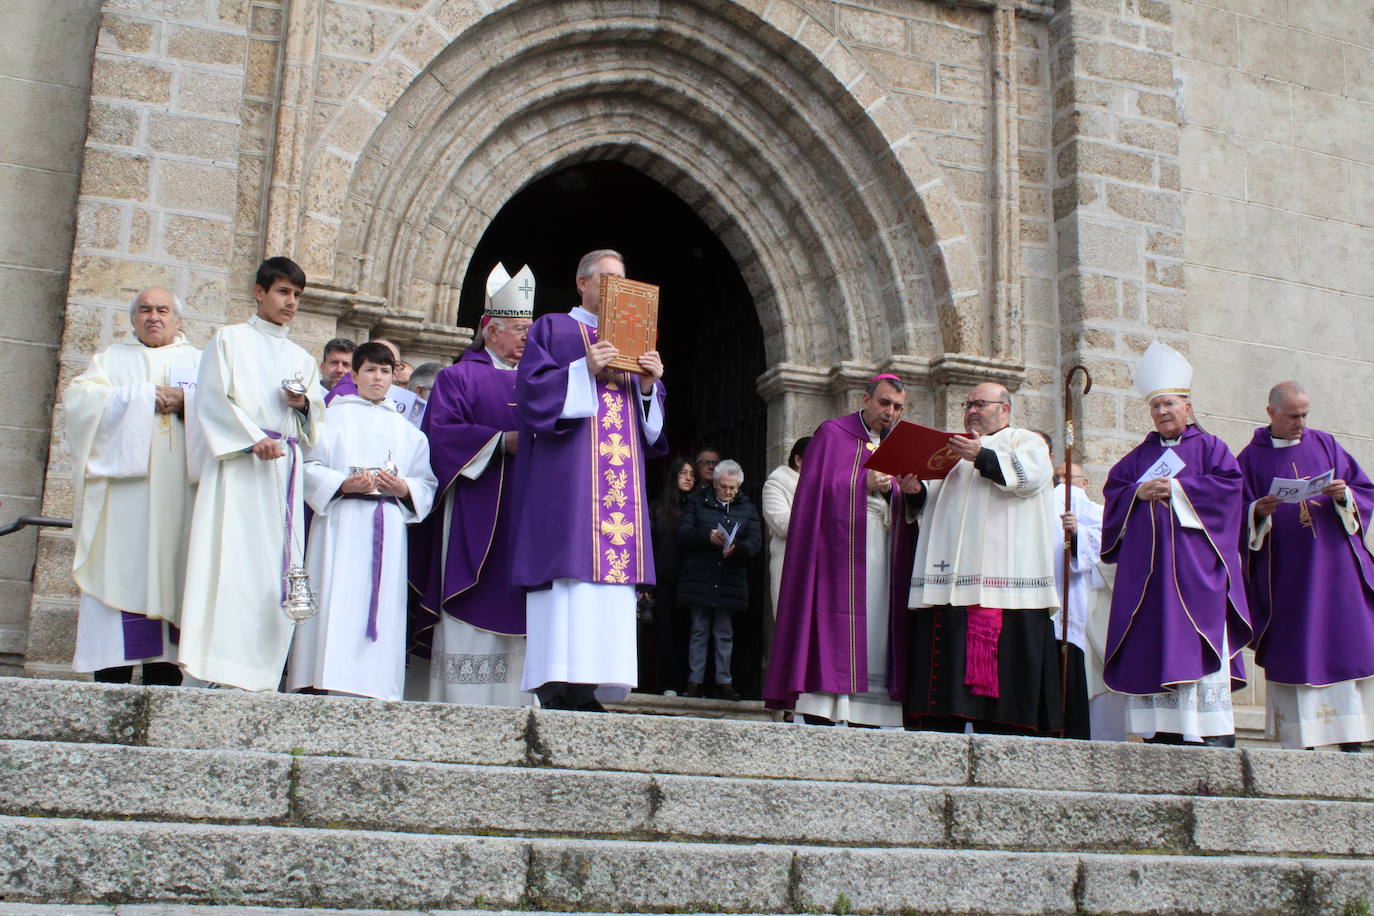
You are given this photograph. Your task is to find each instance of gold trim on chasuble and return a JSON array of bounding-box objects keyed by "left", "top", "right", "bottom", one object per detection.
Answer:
[
  {"left": 583, "top": 322, "right": 646, "bottom": 585},
  {"left": 847, "top": 439, "right": 863, "bottom": 695}
]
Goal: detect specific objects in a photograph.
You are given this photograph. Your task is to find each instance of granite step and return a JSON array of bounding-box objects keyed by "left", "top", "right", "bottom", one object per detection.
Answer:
[
  {"left": 2, "top": 677, "right": 1369, "bottom": 802},
  {"left": 3, "top": 738, "right": 1372, "bottom": 858},
  {"left": 5, "top": 815, "right": 1374, "bottom": 915}
]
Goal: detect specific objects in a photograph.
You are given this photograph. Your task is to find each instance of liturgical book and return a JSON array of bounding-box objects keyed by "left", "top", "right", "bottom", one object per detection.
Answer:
[
  {"left": 599, "top": 275, "right": 659, "bottom": 374},
  {"left": 864, "top": 421, "right": 974, "bottom": 479}
]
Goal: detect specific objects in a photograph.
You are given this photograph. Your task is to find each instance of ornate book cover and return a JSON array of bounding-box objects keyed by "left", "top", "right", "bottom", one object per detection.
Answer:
[
  {"left": 864, "top": 421, "right": 976, "bottom": 479},
  {"left": 599, "top": 275, "right": 660, "bottom": 374}
]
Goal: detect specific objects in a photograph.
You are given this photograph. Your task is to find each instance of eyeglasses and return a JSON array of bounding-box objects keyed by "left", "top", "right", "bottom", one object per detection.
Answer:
[
  {"left": 962, "top": 399, "right": 1006, "bottom": 411},
  {"left": 696, "top": 458, "right": 718, "bottom": 467}
]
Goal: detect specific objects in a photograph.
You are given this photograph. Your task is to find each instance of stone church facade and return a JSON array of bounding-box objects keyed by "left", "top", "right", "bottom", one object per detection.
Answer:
[{"left": 2, "top": 0, "right": 1371, "bottom": 682}]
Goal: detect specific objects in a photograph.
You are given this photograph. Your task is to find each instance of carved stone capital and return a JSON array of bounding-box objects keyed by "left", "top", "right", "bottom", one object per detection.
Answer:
[
  {"left": 755, "top": 363, "right": 831, "bottom": 400},
  {"left": 413, "top": 323, "right": 472, "bottom": 360},
  {"left": 929, "top": 354, "right": 1027, "bottom": 392}
]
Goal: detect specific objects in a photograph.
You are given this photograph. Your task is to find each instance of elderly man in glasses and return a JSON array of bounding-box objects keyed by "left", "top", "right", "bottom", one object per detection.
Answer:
[{"left": 904, "top": 382, "right": 1064, "bottom": 737}]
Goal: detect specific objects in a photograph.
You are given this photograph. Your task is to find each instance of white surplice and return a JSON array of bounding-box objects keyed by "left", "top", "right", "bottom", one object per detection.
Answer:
[
  {"left": 520, "top": 307, "right": 662, "bottom": 702},
  {"left": 761, "top": 464, "right": 799, "bottom": 619},
  {"left": 286, "top": 395, "right": 436, "bottom": 700},
  {"left": 179, "top": 316, "right": 324, "bottom": 691},
  {"left": 795, "top": 424, "right": 904, "bottom": 727},
  {"left": 909, "top": 425, "right": 1059, "bottom": 611},
  {"left": 1050, "top": 484, "right": 1104, "bottom": 652},
  {"left": 64, "top": 334, "right": 202, "bottom": 671}
]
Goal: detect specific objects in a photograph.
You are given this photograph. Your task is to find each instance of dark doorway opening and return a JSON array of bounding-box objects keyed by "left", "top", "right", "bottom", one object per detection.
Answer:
[{"left": 460, "top": 160, "right": 771, "bottom": 698}]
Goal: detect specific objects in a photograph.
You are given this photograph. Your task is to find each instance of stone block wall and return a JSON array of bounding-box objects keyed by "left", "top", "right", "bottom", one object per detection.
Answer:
[
  {"left": 1177, "top": 0, "right": 1374, "bottom": 463},
  {"left": 0, "top": 1, "right": 103, "bottom": 673},
  {"left": 21, "top": 0, "right": 289, "bottom": 674}
]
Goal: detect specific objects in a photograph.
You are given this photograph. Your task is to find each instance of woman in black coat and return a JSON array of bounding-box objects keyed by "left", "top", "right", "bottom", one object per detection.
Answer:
[
  {"left": 643, "top": 456, "right": 695, "bottom": 693},
  {"left": 675, "top": 458, "right": 762, "bottom": 699}
]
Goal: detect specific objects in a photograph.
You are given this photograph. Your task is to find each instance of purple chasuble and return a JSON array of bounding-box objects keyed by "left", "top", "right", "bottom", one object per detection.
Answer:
[
  {"left": 324, "top": 372, "right": 357, "bottom": 405},
  {"left": 1101, "top": 425, "right": 1252, "bottom": 695},
  {"left": 408, "top": 349, "right": 526, "bottom": 650},
  {"left": 1238, "top": 427, "right": 1374, "bottom": 686},
  {"left": 762, "top": 412, "right": 919, "bottom": 709},
  {"left": 509, "top": 312, "right": 667, "bottom": 589}
]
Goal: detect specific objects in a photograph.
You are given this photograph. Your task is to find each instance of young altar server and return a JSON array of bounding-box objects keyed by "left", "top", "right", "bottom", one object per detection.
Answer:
[{"left": 287, "top": 341, "right": 436, "bottom": 699}]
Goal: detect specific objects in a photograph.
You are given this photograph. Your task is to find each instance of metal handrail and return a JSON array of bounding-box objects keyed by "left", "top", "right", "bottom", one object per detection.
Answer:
[{"left": 0, "top": 516, "right": 73, "bottom": 537}]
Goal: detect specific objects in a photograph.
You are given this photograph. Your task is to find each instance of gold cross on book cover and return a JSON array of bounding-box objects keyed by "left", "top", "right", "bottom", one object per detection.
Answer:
[{"left": 599, "top": 275, "right": 660, "bottom": 374}]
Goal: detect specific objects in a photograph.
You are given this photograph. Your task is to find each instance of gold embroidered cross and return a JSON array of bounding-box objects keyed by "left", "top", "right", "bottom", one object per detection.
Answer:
[
  {"left": 1293, "top": 461, "right": 1317, "bottom": 538},
  {"left": 599, "top": 433, "right": 631, "bottom": 466},
  {"left": 1316, "top": 704, "right": 1338, "bottom": 723},
  {"left": 601, "top": 511, "right": 634, "bottom": 545}
]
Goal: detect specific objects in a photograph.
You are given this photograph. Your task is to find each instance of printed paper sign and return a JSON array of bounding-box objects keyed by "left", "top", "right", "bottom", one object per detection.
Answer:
[
  {"left": 1268, "top": 468, "right": 1336, "bottom": 503},
  {"left": 1137, "top": 448, "right": 1186, "bottom": 483}
]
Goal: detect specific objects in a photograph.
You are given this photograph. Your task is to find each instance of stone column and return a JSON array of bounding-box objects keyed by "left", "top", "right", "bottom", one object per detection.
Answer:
[{"left": 1050, "top": 0, "right": 1185, "bottom": 475}]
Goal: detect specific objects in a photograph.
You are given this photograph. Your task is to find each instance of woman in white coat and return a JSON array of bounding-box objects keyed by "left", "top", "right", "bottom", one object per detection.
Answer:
[{"left": 760, "top": 436, "right": 811, "bottom": 619}]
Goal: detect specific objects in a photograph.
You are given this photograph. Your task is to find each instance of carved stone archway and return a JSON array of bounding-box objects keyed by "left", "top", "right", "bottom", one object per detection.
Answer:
[{"left": 272, "top": 0, "right": 1016, "bottom": 459}]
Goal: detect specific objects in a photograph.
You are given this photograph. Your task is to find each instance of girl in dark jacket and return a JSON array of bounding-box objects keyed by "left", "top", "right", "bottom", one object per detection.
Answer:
[
  {"left": 675, "top": 458, "right": 762, "bottom": 699},
  {"left": 644, "top": 457, "right": 695, "bottom": 693}
]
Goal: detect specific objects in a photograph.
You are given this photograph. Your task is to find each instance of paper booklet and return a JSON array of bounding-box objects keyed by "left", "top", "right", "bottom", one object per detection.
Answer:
[
  {"left": 1268, "top": 468, "right": 1335, "bottom": 503},
  {"left": 1136, "top": 448, "right": 1186, "bottom": 483},
  {"left": 386, "top": 385, "right": 426, "bottom": 428},
  {"left": 714, "top": 520, "right": 740, "bottom": 549},
  {"left": 167, "top": 366, "right": 198, "bottom": 391}
]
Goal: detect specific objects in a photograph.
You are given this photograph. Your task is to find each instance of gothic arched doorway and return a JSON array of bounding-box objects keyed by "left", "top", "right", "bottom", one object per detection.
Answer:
[{"left": 461, "top": 161, "right": 771, "bottom": 697}]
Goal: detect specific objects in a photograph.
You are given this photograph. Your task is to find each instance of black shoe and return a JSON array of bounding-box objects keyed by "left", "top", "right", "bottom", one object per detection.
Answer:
[
  {"left": 684, "top": 682, "right": 704, "bottom": 698},
  {"left": 1200, "top": 734, "right": 1236, "bottom": 748},
  {"left": 714, "top": 684, "right": 741, "bottom": 701},
  {"left": 1340, "top": 742, "right": 1364, "bottom": 753}
]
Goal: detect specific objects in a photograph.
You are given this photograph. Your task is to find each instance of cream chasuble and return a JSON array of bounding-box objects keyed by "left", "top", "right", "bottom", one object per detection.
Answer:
[
  {"left": 64, "top": 334, "right": 202, "bottom": 671},
  {"left": 909, "top": 425, "right": 1059, "bottom": 610},
  {"left": 179, "top": 316, "right": 324, "bottom": 691},
  {"left": 286, "top": 395, "right": 435, "bottom": 700}
]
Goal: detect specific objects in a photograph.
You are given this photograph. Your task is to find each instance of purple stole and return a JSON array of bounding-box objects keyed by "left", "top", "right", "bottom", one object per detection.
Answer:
[
  {"left": 324, "top": 372, "right": 356, "bottom": 405},
  {"left": 408, "top": 349, "right": 526, "bottom": 653},
  {"left": 763, "top": 412, "right": 919, "bottom": 708},
  {"left": 1100, "top": 425, "right": 1252, "bottom": 695},
  {"left": 1238, "top": 427, "right": 1374, "bottom": 686},
  {"left": 509, "top": 312, "right": 667, "bottom": 590}
]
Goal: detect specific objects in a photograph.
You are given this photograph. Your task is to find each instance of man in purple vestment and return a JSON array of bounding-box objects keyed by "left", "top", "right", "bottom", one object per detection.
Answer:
[
  {"left": 509, "top": 249, "right": 667, "bottom": 711},
  {"left": 1100, "top": 342, "right": 1251, "bottom": 746},
  {"left": 1239, "top": 381, "right": 1374, "bottom": 751},
  {"left": 764, "top": 375, "right": 922, "bottom": 727},
  {"left": 410, "top": 264, "right": 536, "bottom": 707}
]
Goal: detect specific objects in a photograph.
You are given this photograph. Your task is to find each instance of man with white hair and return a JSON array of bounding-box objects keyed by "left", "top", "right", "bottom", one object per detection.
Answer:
[
  {"left": 407, "top": 362, "right": 442, "bottom": 402},
  {"left": 410, "top": 264, "right": 535, "bottom": 706},
  {"left": 1239, "top": 381, "right": 1374, "bottom": 751},
  {"left": 64, "top": 287, "right": 202, "bottom": 683}
]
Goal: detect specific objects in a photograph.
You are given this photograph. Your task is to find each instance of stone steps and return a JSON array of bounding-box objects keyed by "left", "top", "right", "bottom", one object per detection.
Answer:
[
  {"left": 3, "top": 677, "right": 1374, "bottom": 915},
  {"left": 4, "top": 738, "right": 1373, "bottom": 858}
]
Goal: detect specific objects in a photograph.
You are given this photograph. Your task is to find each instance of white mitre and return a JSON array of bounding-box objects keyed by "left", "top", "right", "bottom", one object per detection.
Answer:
[
  {"left": 485, "top": 263, "right": 535, "bottom": 319},
  {"left": 1133, "top": 341, "right": 1192, "bottom": 401}
]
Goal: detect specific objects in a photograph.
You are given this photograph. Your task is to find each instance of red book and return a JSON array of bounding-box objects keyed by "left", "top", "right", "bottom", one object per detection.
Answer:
[{"left": 863, "top": 421, "right": 974, "bottom": 479}]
